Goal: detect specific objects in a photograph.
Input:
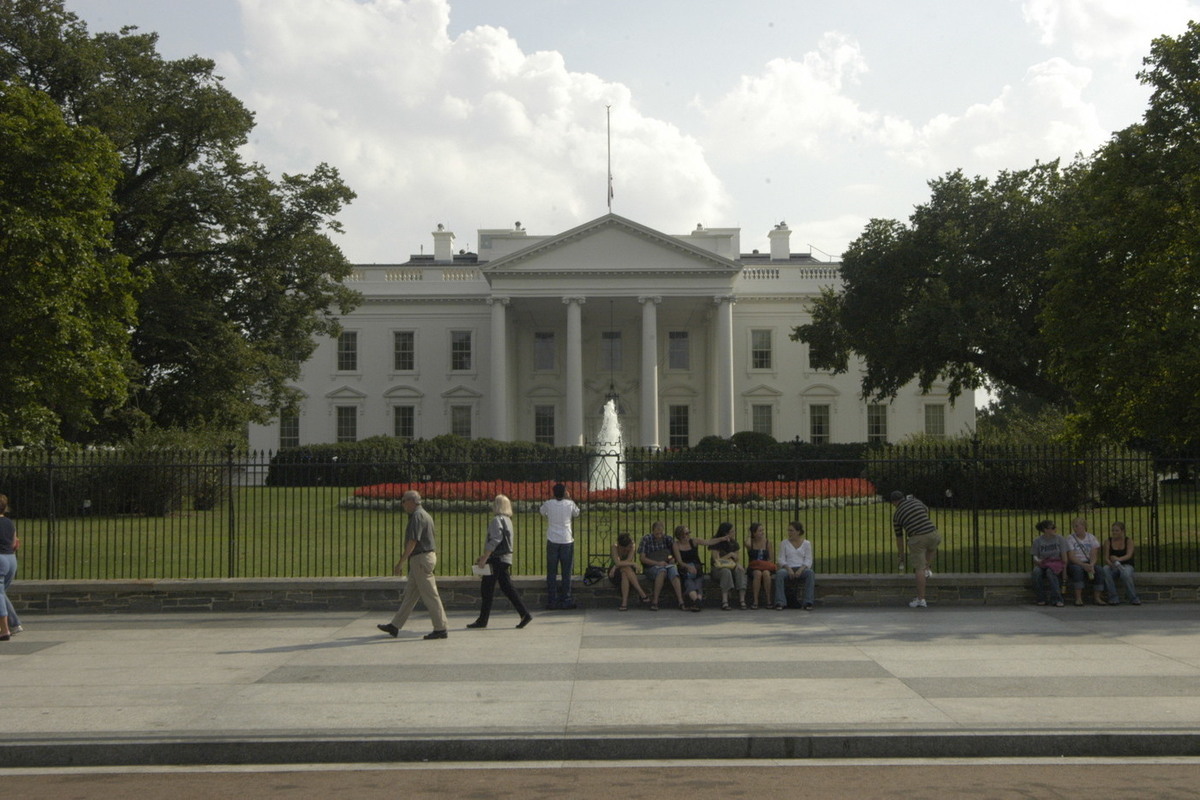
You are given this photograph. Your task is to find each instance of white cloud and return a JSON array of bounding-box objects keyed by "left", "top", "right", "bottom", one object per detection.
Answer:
[
  {"left": 698, "top": 32, "right": 1105, "bottom": 181},
  {"left": 227, "top": 0, "right": 729, "bottom": 260},
  {"left": 698, "top": 33, "right": 896, "bottom": 160},
  {"left": 900, "top": 57, "right": 1105, "bottom": 173},
  {"left": 1022, "top": 0, "right": 1197, "bottom": 62}
]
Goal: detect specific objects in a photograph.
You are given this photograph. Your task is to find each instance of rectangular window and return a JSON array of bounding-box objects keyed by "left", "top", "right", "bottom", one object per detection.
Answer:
[
  {"left": 809, "top": 404, "right": 830, "bottom": 445},
  {"left": 751, "top": 329, "right": 772, "bottom": 369},
  {"left": 533, "top": 331, "right": 556, "bottom": 371},
  {"left": 450, "top": 405, "right": 472, "bottom": 438},
  {"left": 450, "top": 330, "right": 472, "bottom": 371},
  {"left": 924, "top": 404, "right": 946, "bottom": 438},
  {"left": 600, "top": 331, "right": 622, "bottom": 371},
  {"left": 668, "top": 404, "right": 689, "bottom": 449},
  {"left": 337, "top": 331, "right": 358, "bottom": 371},
  {"left": 393, "top": 330, "right": 415, "bottom": 371},
  {"left": 751, "top": 404, "right": 773, "bottom": 436},
  {"left": 279, "top": 411, "right": 300, "bottom": 449},
  {"left": 667, "top": 331, "right": 690, "bottom": 370},
  {"left": 534, "top": 404, "right": 555, "bottom": 445},
  {"left": 394, "top": 405, "right": 415, "bottom": 440},
  {"left": 335, "top": 406, "right": 357, "bottom": 443},
  {"left": 867, "top": 404, "right": 888, "bottom": 445}
]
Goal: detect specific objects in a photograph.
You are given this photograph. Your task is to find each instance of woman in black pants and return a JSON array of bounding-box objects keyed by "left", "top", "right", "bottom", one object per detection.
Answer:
[{"left": 468, "top": 494, "right": 532, "bottom": 629}]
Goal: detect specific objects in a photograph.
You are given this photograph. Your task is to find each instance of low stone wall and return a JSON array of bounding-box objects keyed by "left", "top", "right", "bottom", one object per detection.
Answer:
[{"left": 8, "top": 573, "right": 1199, "bottom": 614}]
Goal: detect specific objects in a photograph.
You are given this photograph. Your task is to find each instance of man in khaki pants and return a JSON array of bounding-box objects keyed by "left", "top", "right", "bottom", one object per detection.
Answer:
[{"left": 378, "top": 490, "right": 449, "bottom": 640}]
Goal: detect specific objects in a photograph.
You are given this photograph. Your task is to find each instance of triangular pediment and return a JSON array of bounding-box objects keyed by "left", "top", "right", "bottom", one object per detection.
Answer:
[
  {"left": 661, "top": 384, "right": 699, "bottom": 398},
  {"left": 482, "top": 214, "right": 741, "bottom": 276},
  {"left": 325, "top": 385, "right": 368, "bottom": 400},
  {"left": 743, "top": 384, "right": 783, "bottom": 398},
  {"left": 441, "top": 385, "right": 483, "bottom": 400}
]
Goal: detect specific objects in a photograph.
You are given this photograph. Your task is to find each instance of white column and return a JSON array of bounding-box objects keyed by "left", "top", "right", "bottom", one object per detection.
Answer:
[
  {"left": 564, "top": 296, "right": 586, "bottom": 446},
  {"left": 488, "top": 296, "right": 509, "bottom": 441},
  {"left": 639, "top": 295, "right": 661, "bottom": 448},
  {"left": 714, "top": 295, "right": 735, "bottom": 438}
]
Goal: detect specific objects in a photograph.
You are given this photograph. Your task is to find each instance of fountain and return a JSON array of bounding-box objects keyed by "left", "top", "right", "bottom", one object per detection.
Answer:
[{"left": 589, "top": 398, "right": 626, "bottom": 490}]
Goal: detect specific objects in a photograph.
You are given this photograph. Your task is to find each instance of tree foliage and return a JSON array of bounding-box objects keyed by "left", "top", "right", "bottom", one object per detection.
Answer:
[
  {"left": 0, "top": 0, "right": 359, "bottom": 440},
  {"left": 0, "top": 81, "right": 139, "bottom": 443},
  {"left": 1043, "top": 23, "right": 1200, "bottom": 451},
  {"left": 793, "top": 163, "right": 1073, "bottom": 406},
  {"left": 795, "top": 21, "right": 1200, "bottom": 450}
]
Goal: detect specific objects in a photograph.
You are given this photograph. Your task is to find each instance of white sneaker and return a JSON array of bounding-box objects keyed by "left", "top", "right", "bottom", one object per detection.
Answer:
[
  {"left": 11, "top": 625, "right": 22, "bottom": 634},
  {"left": 908, "top": 598, "right": 927, "bottom": 608},
  {"left": 898, "top": 561, "right": 907, "bottom": 573},
  {"left": 924, "top": 569, "right": 933, "bottom": 579}
]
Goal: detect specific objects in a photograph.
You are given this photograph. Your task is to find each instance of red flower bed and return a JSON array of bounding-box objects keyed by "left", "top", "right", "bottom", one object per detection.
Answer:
[{"left": 354, "top": 478, "right": 876, "bottom": 503}]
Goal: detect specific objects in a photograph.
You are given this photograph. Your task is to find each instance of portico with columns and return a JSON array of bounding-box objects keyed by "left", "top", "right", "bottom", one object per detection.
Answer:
[{"left": 248, "top": 214, "right": 975, "bottom": 452}]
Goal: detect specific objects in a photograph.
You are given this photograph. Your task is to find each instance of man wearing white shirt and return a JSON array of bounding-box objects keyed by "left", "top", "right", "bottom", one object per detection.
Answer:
[
  {"left": 773, "top": 521, "right": 815, "bottom": 610},
  {"left": 539, "top": 483, "right": 581, "bottom": 609}
]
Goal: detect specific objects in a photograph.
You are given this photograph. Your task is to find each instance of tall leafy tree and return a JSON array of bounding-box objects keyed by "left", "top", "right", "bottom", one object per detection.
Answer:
[
  {"left": 793, "top": 163, "right": 1073, "bottom": 406},
  {"left": 0, "top": 82, "right": 138, "bottom": 443},
  {"left": 0, "top": 0, "right": 359, "bottom": 439},
  {"left": 1043, "top": 22, "right": 1200, "bottom": 451}
]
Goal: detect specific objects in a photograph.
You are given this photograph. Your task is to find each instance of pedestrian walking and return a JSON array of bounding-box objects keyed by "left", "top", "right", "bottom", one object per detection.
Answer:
[
  {"left": 377, "top": 490, "right": 449, "bottom": 640},
  {"left": 467, "top": 494, "right": 533, "bottom": 629}
]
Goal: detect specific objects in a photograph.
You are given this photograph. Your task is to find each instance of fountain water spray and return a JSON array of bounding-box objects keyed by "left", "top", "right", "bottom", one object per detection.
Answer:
[{"left": 589, "top": 398, "right": 626, "bottom": 490}]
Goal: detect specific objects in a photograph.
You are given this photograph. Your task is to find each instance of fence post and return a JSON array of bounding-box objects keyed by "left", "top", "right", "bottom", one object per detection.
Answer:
[
  {"left": 226, "top": 443, "right": 237, "bottom": 578},
  {"left": 971, "top": 436, "right": 981, "bottom": 573},
  {"left": 1150, "top": 465, "right": 1161, "bottom": 572},
  {"left": 45, "top": 443, "right": 57, "bottom": 579}
]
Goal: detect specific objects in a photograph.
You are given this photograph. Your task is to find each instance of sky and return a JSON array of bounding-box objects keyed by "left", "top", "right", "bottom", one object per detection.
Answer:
[{"left": 68, "top": 0, "right": 1198, "bottom": 264}]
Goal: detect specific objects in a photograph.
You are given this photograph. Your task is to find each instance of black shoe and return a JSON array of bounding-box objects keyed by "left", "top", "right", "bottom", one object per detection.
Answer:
[
  {"left": 516, "top": 615, "right": 533, "bottom": 629},
  {"left": 377, "top": 623, "right": 399, "bottom": 638},
  {"left": 424, "top": 630, "right": 448, "bottom": 640},
  {"left": 466, "top": 620, "right": 487, "bottom": 629}
]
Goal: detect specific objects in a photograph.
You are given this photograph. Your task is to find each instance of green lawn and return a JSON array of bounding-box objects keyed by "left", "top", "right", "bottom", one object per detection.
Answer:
[{"left": 12, "top": 485, "right": 1199, "bottom": 580}]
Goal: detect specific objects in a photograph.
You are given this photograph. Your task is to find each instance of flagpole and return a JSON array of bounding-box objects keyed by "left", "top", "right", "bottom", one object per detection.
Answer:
[{"left": 606, "top": 104, "right": 613, "bottom": 212}]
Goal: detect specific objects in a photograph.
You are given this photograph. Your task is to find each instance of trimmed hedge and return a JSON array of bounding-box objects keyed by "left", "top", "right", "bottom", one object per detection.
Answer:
[
  {"left": 265, "top": 435, "right": 584, "bottom": 486},
  {"left": 266, "top": 435, "right": 873, "bottom": 487},
  {"left": 864, "top": 443, "right": 1156, "bottom": 511},
  {"left": 0, "top": 447, "right": 228, "bottom": 519}
]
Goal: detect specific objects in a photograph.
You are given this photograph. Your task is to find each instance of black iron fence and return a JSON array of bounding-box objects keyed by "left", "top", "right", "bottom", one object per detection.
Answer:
[{"left": 0, "top": 445, "right": 1195, "bottom": 580}]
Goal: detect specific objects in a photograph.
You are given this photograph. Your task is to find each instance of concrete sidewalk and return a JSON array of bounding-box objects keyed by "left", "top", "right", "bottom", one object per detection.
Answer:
[{"left": 2, "top": 602, "right": 1199, "bottom": 766}]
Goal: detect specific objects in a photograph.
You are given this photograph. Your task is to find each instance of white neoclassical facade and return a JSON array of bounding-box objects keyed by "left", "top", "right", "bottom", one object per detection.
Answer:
[{"left": 248, "top": 214, "right": 974, "bottom": 452}]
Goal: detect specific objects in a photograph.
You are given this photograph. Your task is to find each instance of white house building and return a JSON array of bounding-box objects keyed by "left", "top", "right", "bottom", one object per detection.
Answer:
[{"left": 248, "top": 214, "right": 974, "bottom": 452}]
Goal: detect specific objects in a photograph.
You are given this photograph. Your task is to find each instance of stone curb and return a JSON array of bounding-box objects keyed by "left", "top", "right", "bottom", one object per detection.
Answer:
[
  {"left": 11, "top": 573, "right": 1200, "bottom": 613},
  {"left": 3, "top": 732, "right": 1199, "bottom": 768}
]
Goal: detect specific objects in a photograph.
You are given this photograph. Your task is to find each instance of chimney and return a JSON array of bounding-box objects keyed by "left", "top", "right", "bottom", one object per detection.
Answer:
[
  {"left": 768, "top": 221, "right": 790, "bottom": 261},
  {"left": 432, "top": 223, "right": 455, "bottom": 261}
]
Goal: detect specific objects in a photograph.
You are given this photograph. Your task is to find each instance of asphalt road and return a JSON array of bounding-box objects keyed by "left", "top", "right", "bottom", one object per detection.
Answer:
[{"left": 4, "top": 760, "right": 1198, "bottom": 799}]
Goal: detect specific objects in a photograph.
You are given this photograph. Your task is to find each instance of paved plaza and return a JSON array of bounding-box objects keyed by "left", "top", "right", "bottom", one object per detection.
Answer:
[{"left": 1, "top": 602, "right": 1199, "bottom": 766}]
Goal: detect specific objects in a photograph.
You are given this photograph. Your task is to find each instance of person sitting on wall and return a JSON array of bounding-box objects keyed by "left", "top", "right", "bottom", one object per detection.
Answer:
[
  {"left": 672, "top": 523, "right": 729, "bottom": 612},
  {"left": 609, "top": 533, "right": 649, "bottom": 611},
  {"left": 1066, "top": 516, "right": 1104, "bottom": 606},
  {"left": 1102, "top": 521, "right": 1141, "bottom": 606},
  {"left": 638, "top": 520, "right": 684, "bottom": 611},
  {"left": 709, "top": 521, "right": 747, "bottom": 610},
  {"left": 745, "top": 522, "right": 775, "bottom": 609},
  {"left": 1030, "top": 519, "right": 1068, "bottom": 607},
  {"left": 773, "top": 521, "right": 815, "bottom": 611}
]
